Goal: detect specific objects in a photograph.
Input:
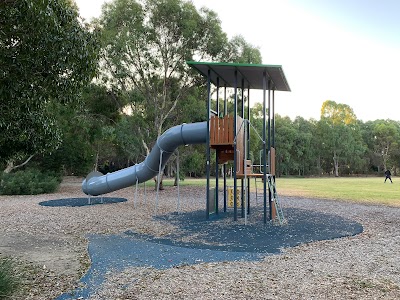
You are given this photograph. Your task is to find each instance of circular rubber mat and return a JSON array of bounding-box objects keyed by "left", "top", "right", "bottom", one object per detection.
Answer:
[{"left": 39, "top": 197, "right": 127, "bottom": 207}]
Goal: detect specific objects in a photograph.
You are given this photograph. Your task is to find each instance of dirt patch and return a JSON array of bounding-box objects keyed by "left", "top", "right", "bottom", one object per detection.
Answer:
[{"left": 0, "top": 232, "right": 84, "bottom": 275}]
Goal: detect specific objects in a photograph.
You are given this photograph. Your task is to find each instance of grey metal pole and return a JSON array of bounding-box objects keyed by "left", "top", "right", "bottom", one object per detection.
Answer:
[
  {"left": 244, "top": 119, "right": 248, "bottom": 225},
  {"left": 155, "top": 150, "right": 164, "bottom": 216},
  {"left": 215, "top": 77, "right": 219, "bottom": 215},
  {"left": 272, "top": 88, "right": 275, "bottom": 149},
  {"left": 268, "top": 82, "right": 272, "bottom": 220},
  {"left": 206, "top": 68, "right": 211, "bottom": 219},
  {"left": 223, "top": 85, "right": 227, "bottom": 212},
  {"left": 241, "top": 78, "right": 245, "bottom": 218},
  {"left": 263, "top": 71, "right": 268, "bottom": 224},
  {"left": 233, "top": 70, "right": 238, "bottom": 221},
  {"left": 144, "top": 181, "right": 146, "bottom": 205},
  {"left": 134, "top": 178, "right": 138, "bottom": 208},
  {"left": 247, "top": 87, "right": 251, "bottom": 215}
]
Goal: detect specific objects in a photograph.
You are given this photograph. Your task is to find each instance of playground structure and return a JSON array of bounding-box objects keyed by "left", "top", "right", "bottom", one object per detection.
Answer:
[
  {"left": 187, "top": 62, "right": 290, "bottom": 224},
  {"left": 82, "top": 61, "right": 290, "bottom": 224}
]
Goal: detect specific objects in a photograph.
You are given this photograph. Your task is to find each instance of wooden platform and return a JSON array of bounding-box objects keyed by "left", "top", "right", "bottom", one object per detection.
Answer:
[
  {"left": 236, "top": 173, "right": 264, "bottom": 179},
  {"left": 210, "top": 115, "right": 236, "bottom": 147},
  {"left": 210, "top": 115, "right": 245, "bottom": 170},
  {"left": 210, "top": 115, "right": 276, "bottom": 177}
]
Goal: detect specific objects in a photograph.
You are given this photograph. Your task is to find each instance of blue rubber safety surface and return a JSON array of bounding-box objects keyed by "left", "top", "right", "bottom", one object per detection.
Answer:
[
  {"left": 56, "top": 207, "right": 363, "bottom": 299},
  {"left": 57, "top": 234, "right": 263, "bottom": 300},
  {"left": 39, "top": 197, "right": 127, "bottom": 207}
]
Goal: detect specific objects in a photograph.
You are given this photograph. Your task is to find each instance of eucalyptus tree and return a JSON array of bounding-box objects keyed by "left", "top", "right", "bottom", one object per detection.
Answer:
[
  {"left": 97, "top": 0, "right": 228, "bottom": 152},
  {"left": 359, "top": 121, "right": 379, "bottom": 172},
  {"left": 225, "top": 35, "right": 262, "bottom": 64},
  {"left": 291, "top": 116, "right": 317, "bottom": 176},
  {"left": 317, "top": 100, "right": 365, "bottom": 176},
  {"left": 371, "top": 119, "right": 400, "bottom": 172},
  {"left": 275, "top": 115, "right": 296, "bottom": 176},
  {"left": 0, "top": 0, "right": 98, "bottom": 173}
]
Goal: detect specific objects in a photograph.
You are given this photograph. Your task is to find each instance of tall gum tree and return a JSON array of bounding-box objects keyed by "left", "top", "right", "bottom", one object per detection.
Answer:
[
  {"left": 0, "top": 0, "right": 98, "bottom": 173},
  {"left": 372, "top": 120, "right": 400, "bottom": 172},
  {"left": 318, "top": 100, "right": 365, "bottom": 176},
  {"left": 97, "top": 0, "right": 228, "bottom": 148}
]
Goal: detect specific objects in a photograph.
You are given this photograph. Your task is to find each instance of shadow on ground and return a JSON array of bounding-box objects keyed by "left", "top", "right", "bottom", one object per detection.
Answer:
[
  {"left": 57, "top": 207, "right": 363, "bottom": 299},
  {"left": 39, "top": 197, "right": 127, "bottom": 207},
  {"left": 128, "top": 207, "right": 363, "bottom": 253}
]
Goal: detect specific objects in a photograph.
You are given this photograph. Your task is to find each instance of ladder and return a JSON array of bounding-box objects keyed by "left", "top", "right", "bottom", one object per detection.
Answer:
[
  {"left": 267, "top": 175, "right": 285, "bottom": 225},
  {"left": 254, "top": 175, "right": 285, "bottom": 225}
]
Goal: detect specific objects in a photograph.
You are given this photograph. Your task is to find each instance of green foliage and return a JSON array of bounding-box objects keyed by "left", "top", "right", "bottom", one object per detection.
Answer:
[
  {"left": 0, "top": 257, "right": 20, "bottom": 298},
  {"left": 318, "top": 100, "right": 366, "bottom": 176},
  {"left": 0, "top": 0, "right": 99, "bottom": 167},
  {"left": 0, "top": 170, "right": 61, "bottom": 195},
  {"left": 182, "top": 145, "right": 206, "bottom": 177},
  {"left": 114, "top": 115, "right": 147, "bottom": 162},
  {"left": 82, "top": 84, "right": 125, "bottom": 125},
  {"left": 372, "top": 120, "right": 400, "bottom": 170},
  {"left": 321, "top": 100, "right": 357, "bottom": 125},
  {"left": 225, "top": 35, "right": 262, "bottom": 64},
  {"left": 98, "top": 0, "right": 228, "bottom": 143}
]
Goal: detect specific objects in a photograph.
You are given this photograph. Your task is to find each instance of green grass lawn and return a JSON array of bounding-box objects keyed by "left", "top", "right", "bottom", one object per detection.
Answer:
[
  {"left": 152, "top": 176, "right": 400, "bottom": 207},
  {"left": 276, "top": 177, "right": 400, "bottom": 206}
]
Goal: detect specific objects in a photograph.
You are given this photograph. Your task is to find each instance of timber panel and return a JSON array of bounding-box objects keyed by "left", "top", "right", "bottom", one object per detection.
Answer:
[
  {"left": 270, "top": 147, "right": 276, "bottom": 176},
  {"left": 210, "top": 115, "right": 249, "bottom": 176},
  {"left": 210, "top": 115, "right": 235, "bottom": 147}
]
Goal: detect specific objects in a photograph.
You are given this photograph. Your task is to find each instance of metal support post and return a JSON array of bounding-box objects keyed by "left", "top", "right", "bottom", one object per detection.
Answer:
[
  {"left": 144, "top": 181, "right": 146, "bottom": 204},
  {"left": 223, "top": 85, "right": 227, "bottom": 212},
  {"left": 155, "top": 150, "right": 164, "bottom": 216},
  {"left": 215, "top": 77, "right": 220, "bottom": 215},
  {"left": 206, "top": 68, "right": 211, "bottom": 219},
  {"left": 176, "top": 149, "right": 180, "bottom": 212},
  {"left": 244, "top": 119, "right": 248, "bottom": 225},
  {"left": 233, "top": 70, "right": 238, "bottom": 221},
  {"left": 262, "top": 72, "right": 268, "bottom": 224},
  {"left": 134, "top": 178, "right": 138, "bottom": 208},
  {"left": 247, "top": 87, "right": 251, "bottom": 215},
  {"left": 268, "top": 82, "right": 272, "bottom": 220},
  {"left": 241, "top": 79, "right": 245, "bottom": 218}
]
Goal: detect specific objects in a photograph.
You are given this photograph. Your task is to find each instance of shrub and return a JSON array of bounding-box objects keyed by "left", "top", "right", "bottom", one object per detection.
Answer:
[
  {"left": 0, "top": 169, "right": 61, "bottom": 195},
  {"left": 0, "top": 257, "right": 19, "bottom": 299}
]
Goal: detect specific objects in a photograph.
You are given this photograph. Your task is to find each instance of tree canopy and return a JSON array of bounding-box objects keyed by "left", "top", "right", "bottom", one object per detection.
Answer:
[
  {"left": 0, "top": 0, "right": 98, "bottom": 171},
  {"left": 3, "top": 0, "right": 400, "bottom": 180},
  {"left": 98, "top": 0, "right": 227, "bottom": 143}
]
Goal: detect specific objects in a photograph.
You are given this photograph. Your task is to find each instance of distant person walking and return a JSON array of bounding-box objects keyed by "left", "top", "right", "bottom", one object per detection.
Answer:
[{"left": 384, "top": 169, "right": 393, "bottom": 183}]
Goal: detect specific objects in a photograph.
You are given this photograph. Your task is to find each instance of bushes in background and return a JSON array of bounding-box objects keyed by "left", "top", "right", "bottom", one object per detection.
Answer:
[{"left": 0, "top": 169, "right": 61, "bottom": 195}]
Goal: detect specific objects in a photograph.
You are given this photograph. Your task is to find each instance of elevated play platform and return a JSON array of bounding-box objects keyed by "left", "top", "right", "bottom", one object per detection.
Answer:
[{"left": 188, "top": 61, "right": 290, "bottom": 224}]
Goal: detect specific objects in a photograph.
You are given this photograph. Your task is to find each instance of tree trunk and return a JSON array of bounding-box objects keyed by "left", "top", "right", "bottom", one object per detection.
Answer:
[
  {"left": 154, "top": 175, "right": 164, "bottom": 190},
  {"left": 317, "top": 156, "right": 321, "bottom": 176},
  {"left": 173, "top": 154, "right": 179, "bottom": 186},
  {"left": 382, "top": 144, "right": 389, "bottom": 171},
  {"left": 333, "top": 152, "right": 339, "bottom": 177},
  {"left": 3, "top": 155, "right": 35, "bottom": 174},
  {"left": 4, "top": 160, "right": 14, "bottom": 174},
  {"left": 93, "top": 142, "right": 102, "bottom": 172}
]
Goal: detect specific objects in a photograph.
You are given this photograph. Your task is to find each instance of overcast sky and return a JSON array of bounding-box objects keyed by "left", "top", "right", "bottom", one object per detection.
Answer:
[{"left": 75, "top": 0, "right": 400, "bottom": 122}]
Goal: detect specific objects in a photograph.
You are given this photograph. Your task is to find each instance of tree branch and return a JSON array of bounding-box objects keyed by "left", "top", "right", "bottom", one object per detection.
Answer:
[{"left": 4, "top": 154, "right": 35, "bottom": 174}]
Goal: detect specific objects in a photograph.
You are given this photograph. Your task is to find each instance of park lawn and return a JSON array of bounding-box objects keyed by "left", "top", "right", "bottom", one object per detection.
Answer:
[
  {"left": 276, "top": 177, "right": 400, "bottom": 206},
  {"left": 158, "top": 177, "right": 400, "bottom": 207}
]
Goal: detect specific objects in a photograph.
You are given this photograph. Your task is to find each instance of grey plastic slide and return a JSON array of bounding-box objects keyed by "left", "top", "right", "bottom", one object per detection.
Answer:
[{"left": 82, "top": 122, "right": 207, "bottom": 196}]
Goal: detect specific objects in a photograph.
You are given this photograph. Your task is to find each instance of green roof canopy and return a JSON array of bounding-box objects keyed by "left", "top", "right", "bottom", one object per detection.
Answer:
[{"left": 187, "top": 61, "right": 291, "bottom": 92}]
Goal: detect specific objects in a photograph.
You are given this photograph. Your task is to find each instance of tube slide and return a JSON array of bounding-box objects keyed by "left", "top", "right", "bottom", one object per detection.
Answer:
[{"left": 82, "top": 122, "right": 207, "bottom": 196}]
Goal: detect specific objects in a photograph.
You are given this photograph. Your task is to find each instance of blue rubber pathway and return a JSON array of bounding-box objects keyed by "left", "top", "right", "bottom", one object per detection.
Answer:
[{"left": 56, "top": 207, "right": 363, "bottom": 299}]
